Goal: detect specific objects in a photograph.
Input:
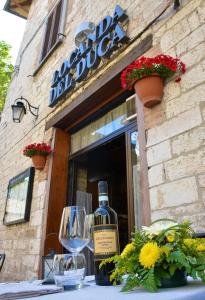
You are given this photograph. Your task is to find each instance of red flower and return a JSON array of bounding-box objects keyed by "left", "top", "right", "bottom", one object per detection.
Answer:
[
  {"left": 175, "top": 77, "right": 181, "bottom": 83},
  {"left": 23, "top": 142, "right": 52, "bottom": 157},
  {"left": 121, "top": 54, "right": 186, "bottom": 90}
]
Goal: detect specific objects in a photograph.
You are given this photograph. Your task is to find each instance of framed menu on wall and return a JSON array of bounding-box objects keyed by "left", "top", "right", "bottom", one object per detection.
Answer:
[{"left": 3, "top": 167, "right": 35, "bottom": 225}]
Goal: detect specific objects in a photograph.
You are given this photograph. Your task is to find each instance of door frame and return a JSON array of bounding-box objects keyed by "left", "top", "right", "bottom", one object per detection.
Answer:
[
  {"left": 125, "top": 123, "right": 138, "bottom": 236},
  {"left": 68, "top": 119, "right": 137, "bottom": 237}
]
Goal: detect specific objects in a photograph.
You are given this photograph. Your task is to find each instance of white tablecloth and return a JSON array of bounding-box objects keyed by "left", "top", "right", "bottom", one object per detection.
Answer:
[
  {"left": 18, "top": 276, "right": 205, "bottom": 300},
  {"left": 0, "top": 281, "right": 62, "bottom": 299}
]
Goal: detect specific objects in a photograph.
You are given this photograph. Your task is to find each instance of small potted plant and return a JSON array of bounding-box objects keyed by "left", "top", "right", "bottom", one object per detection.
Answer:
[
  {"left": 121, "top": 54, "right": 186, "bottom": 108},
  {"left": 101, "top": 219, "right": 205, "bottom": 292},
  {"left": 23, "top": 142, "right": 52, "bottom": 170}
]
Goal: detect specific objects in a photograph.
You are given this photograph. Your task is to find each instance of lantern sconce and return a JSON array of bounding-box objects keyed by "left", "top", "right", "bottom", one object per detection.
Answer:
[
  {"left": 174, "top": 0, "right": 180, "bottom": 10},
  {"left": 42, "top": 249, "right": 56, "bottom": 284},
  {"left": 11, "top": 96, "right": 39, "bottom": 123}
]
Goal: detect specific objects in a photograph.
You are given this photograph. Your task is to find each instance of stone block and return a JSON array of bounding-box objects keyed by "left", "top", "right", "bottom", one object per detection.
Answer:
[
  {"left": 188, "top": 10, "right": 201, "bottom": 31},
  {"left": 2, "top": 240, "right": 13, "bottom": 250},
  {"left": 22, "top": 255, "right": 36, "bottom": 268},
  {"left": 201, "top": 103, "right": 205, "bottom": 121},
  {"left": 165, "top": 148, "right": 205, "bottom": 181},
  {"left": 34, "top": 255, "right": 40, "bottom": 272},
  {"left": 202, "top": 189, "right": 205, "bottom": 206},
  {"left": 151, "top": 201, "right": 205, "bottom": 221},
  {"left": 181, "top": 60, "right": 205, "bottom": 92},
  {"left": 166, "top": 0, "right": 202, "bottom": 30},
  {"left": 147, "top": 140, "right": 171, "bottom": 166},
  {"left": 144, "top": 102, "right": 165, "bottom": 129},
  {"left": 198, "top": 1, "right": 205, "bottom": 25},
  {"left": 151, "top": 210, "right": 172, "bottom": 222},
  {"left": 173, "top": 201, "right": 205, "bottom": 217},
  {"left": 161, "top": 18, "right": 191, "bottom": 51},
  {"left": 165, "top": 84, "right": 205, "bottom": 119},
  {"left": 163, "top": 80, "right": 181, "bottom": 103},
  {"left": 29, "top": 239, "right": 41, "bottom": 255},
  {"left": 30, "top": 209, "right": 44, "bottom": 226},
  {"left": 150, "top": 177, "right": 198, "bottom": 210},
  {"left": 198, "top": 174, "right": 205, "bottom": 187},
  {"left": 181, "top": 214, "right": 205, "bottom": 232},
  {"left": 147, "top": 106, "right": 202, "bottom": 146},
  {"left": 36, "top": 226, "right": 43, "bottom": 239},
  {"left": 13, "top": 239, "right": 29, "bottom": 250},
  {"left": 31, "top": 197, "right": 41, "bottom": 212},
  {"left": 176, "top": 24, "right": 205, "bottom": 56},
  {"left": 171, "top": 127, "right": 205, "bottom": 156},
  {"left": 148, "top": 164, "right": 165, "bottom": 187}
]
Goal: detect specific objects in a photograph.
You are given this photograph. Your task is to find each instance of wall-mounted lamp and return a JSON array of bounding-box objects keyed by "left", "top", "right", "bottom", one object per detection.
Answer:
[
  {"left": 174, "top": 0, "right": 180, "bottom": 10},
  {"left": 11, "top": 96, "right": 39, "bottom": 123}
]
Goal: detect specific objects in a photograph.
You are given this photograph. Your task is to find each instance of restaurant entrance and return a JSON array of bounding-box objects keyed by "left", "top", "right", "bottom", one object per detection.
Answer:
[
  {"left": 70, "top": 134, "right": 128, "bottom": 251},
  {"left": 43, "top": 95, "right": 143, "bottom": 263},
  {"left": 68, "top": 94, "right": 141, "bottom": 245},
  {"left": 68, "top": 121, "right": 140, "bottom": 273}
]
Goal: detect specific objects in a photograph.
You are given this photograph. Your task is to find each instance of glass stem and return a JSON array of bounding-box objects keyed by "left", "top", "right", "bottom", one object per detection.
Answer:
[{"left": 73, "top": 252, "right": 78, "bottom": 270}]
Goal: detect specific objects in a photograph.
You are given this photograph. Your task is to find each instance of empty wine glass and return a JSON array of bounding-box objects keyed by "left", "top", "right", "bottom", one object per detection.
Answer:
[
  {"left": 86, "top": 214, "right": 94, "bottom": 252},
  {"left": 59, "top": 206, "right": 90, "bottom": 253},
  {"left": 57, "top": 206, "right": 90, "bottom": 289}
]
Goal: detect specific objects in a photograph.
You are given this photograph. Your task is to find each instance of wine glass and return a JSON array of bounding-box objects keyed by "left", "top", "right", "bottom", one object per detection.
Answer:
[
  {"left": 86, "top": 214, "right": 94, "bottom": 252},
  {"left": 59, "top": 206, "right": 90, "bottom": 253},
  {"left": 57, "top": 206, "right": 90, "bottom": 289}
]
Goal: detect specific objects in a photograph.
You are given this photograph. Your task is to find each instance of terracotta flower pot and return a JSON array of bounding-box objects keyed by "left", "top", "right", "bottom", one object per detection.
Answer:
[
  {"left": 31, "top": 155, "right": 47, "bottom": 170},
  {"left": 133, "top": 75, "right": 164, "bottom": 108}
]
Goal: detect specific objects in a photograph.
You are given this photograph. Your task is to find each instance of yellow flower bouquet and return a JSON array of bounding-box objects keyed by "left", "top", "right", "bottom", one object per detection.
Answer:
[{"left": 100, "top": 219, "right": 205, "bottom": 292}]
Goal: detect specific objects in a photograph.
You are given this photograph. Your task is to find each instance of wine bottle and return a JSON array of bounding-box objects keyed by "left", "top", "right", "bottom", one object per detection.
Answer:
[{"left": 93, "top": 181, "right": 119, "bottom": 286}]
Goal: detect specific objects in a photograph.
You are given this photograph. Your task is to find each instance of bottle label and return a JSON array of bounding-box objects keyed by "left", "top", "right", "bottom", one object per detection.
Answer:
[
  {"left": 93, "top": 224, "right": 119, "bottom": 260},
  {"left": 99, "top": 195, "right": 108, "bottom": 201}
]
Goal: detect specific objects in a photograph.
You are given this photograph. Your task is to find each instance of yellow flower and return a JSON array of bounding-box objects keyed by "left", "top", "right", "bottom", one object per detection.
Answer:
[
  {"left": 139, "top": 242, "right": 160, "bottom": 269},
  {"left": 160, "top": 246, "right": 171, "bottom": 256},
  {"left": 183, "top": 238, "right": 197, "bottom": 247},
  {"left": 121, "top": 243, "right": 135, "bottom": 258},
  {"left": 110, "top": 266, "right": 127, "bottom": 282},
  {"left": 167, "top": 235, "right": 175, "bottom": 242},
  {"left": 196, "top": 244, "right": 205, "bottom": 251}
]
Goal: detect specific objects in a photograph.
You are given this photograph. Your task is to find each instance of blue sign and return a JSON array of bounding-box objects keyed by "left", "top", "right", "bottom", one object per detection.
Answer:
[{"left": 49, "top": 5, "right": 129, "bottom": 107}]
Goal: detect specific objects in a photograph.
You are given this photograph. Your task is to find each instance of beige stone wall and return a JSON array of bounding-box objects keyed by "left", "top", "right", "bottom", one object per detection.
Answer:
[
  {"left": 0, "top": 0, "right": 204, "bottom": 281},
  {"left": 147, "top": 0, "right": 205, "bottom": 231}
]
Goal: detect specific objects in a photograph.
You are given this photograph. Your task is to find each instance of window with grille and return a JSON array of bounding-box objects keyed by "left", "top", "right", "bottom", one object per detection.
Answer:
[{"left": 40, "top": 0, "right": 67, "bottom": 63}]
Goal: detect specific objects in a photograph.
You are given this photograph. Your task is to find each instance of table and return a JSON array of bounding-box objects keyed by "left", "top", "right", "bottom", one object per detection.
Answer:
[{"left": 20, "top": 276, "right": 205, "bottom": 300}]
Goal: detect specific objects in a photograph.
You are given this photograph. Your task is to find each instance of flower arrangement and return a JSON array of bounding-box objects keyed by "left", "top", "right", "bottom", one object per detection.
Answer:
[
  {"left": 100, "top": 219, "right": 205, "bottom": 292},
  {"left": 121, "top": 54, "right": 186, "bottom": 90},
  {"left": 23, "top": 143, "right": 52, "bottom": 157}
]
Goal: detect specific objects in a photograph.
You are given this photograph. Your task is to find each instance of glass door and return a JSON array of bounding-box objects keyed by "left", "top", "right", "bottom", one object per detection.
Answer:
[
  {"left": 67, "top": 94, "right": 142, "bottom": 271},
  {"left": 126, "top": 126, "right": 141, "bottom": 234}
]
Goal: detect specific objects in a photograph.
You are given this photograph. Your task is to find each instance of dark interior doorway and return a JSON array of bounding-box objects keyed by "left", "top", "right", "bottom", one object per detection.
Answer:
[{"left": 70, "top": 133, "right": 129, "bottom": 253}]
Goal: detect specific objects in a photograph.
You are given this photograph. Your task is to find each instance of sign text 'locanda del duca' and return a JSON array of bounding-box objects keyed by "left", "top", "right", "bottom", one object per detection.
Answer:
[{"left": 49, "top": 5, "right": 129, "bottom": 107}]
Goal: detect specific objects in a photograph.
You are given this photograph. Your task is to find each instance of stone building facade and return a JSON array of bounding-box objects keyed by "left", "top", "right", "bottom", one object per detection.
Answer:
[{"left": 0, "top": 0, "right": 205, "bottom": 281}]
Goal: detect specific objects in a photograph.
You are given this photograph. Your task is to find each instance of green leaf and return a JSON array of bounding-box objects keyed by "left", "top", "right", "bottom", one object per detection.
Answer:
[
  {"left": 0, "top": 40, "right": 14, "bottom": 111},
  {"left": 195, "top": 265, "right": 205, "bottom": 271},
  {"left": 142, "top": 269, "right": 158, "bottom": 292},
  {"left": 187, "top": 256, "right": 197, "bottom": 265},
  {"left": 191, "top": 269, "right": 197, "bottom": 279},
  {"left": 169, "top": 264, "right": 178, "bottom": 276},
  {"left": 157, "top": 268, "right": 171, "bottom": 279},
  {"left": 168, "top": 250, "right": 189, "bottom": 268},
  {"left": 121, "top": 275, "right": 139, "bottom": 292}
]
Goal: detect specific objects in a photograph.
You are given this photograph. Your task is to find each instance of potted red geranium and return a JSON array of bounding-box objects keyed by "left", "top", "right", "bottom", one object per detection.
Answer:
[
  {"left": 121, "top": 54, "right": 185, "bottom": 108},
  {"left": 23, "top": 142, "right": 52, "bottom": 170}
]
